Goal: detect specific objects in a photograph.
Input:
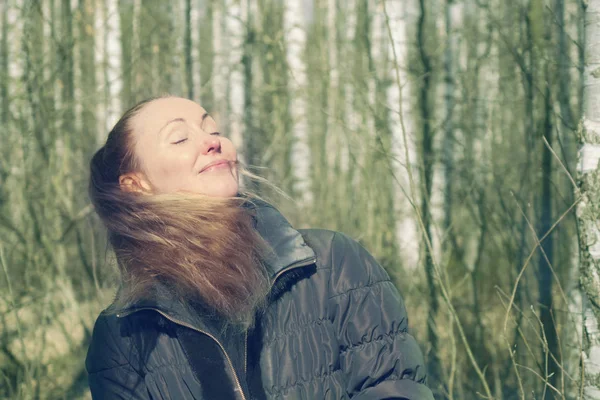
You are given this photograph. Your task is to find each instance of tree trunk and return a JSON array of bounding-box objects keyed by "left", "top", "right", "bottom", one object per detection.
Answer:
[
  {"left": 137, "top": 1, "right": 156, "bottom": 100},
  {"left": 22, "top": 1, "right": 48, "bottom": 163},
  {"left": 242, "top": 0, "right": 258, "bottom": 192},
  {"left": 556, "top": 0, "right": 573, "bottom": 131},
  {"left": 156, "top": 1, "right": 174, "bottom": 93},
  {"left": 199, "top": 0, "right": 215, "bottom": 112},
  {"left": 357, "top": 0, "right": 398, "bottom": 268},
  {"left": 578, "top": 1, "right": 600, "bottom": 398},
  {"left": 305, "top": 0, "right": 329, "bottom": 217},
  {"left": 579, "top": 0, "right": 586, "bottom": 121},
  {"left": 443, "top": 0, "right": 455, "bottom": 254},
  {"left": 417, "top": 0, "right": 441, "bottom": 386},
  {"left": 539, "top": 63, "right": 559, "bottom": 399},
  {"left": 119, "top": 0, "right": 134, "bottom": 108},
  {"left": 0, "top": 0, "right": 8, "bottom": 125},
  {"left": 255, "top": 0, "right": 293, "bottom": 196},
  {"left": 185, "top": 0, "right": 194, "bottom": 99},
  {"left": 78, "top": 0, "right": 97, "bottom": 155},
  {"left": 61, "top": 0, "right": 74, "bottom": 133}
]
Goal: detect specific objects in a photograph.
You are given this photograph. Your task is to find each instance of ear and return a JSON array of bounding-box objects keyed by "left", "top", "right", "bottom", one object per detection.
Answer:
[{"left": 119, "top": 172, "right": 153, "bottom": 194}]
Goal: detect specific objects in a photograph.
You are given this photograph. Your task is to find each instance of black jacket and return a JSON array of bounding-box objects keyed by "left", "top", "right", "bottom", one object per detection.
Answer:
[{"left": 85, "top": 202, "right": 434, "bottom": 399}]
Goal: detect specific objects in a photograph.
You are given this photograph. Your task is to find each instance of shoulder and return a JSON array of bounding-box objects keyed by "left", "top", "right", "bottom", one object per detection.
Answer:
[
  {"left": 85, "top": 309, "right": 159, "bottom": 375},
  {"left": 298, "top": 229, "right": 391, "bottom": 295},
  {"left": 85, "top": 311, "right": 132, "bottom": 374},
  {"left": 296, "top": 228, "right": 336, "bottom": 258}
]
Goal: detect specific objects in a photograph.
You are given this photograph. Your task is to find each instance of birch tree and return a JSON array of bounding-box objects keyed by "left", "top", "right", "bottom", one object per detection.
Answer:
[
  {"left": 61, "top": 0, "right": 74, "bottom": 134},
  {"left": 118, "top": 0, "right": 134, "bottom": 108},
  {"left": 0, "top": 0, "right": 9, "bottom": 126},
  {"left": 77, "top": 0, "right": 97, "bottom": 155},
  {"left": 579, "top": 1, "right": 600, "bottom": 397},
  {"left": 184, "top": 0, "right": 193, "bottom": 99},
  {"left": 415, "top": 0, "right": 441, "bottom": 385},
  {"left": 198, "top": 0, "right": 215, "bottom": 112},
  {"left": 442, "top": 0, "right": 455, "bottom": 258}
]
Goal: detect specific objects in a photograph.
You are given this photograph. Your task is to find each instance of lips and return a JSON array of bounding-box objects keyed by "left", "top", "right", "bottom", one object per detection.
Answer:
[{"left": 199, "top": 159, "right": 231, "bottom": 173}]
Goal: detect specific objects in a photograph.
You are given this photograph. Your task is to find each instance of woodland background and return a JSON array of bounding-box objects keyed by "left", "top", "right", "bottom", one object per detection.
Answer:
[{"left": 0, "top": 0, "right": 586, "bottom": 398}]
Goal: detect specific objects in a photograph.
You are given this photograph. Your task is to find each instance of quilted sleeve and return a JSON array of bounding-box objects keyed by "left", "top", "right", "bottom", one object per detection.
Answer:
[
  {"left": 85, "top": 314, "right": 150, "bottom": 400},
  {"left": 327, "top": 232, "right": 434, "bottom": 400}
]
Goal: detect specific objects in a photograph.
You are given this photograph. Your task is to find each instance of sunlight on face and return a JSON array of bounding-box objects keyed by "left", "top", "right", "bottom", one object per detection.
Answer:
[{"left": 129, "top": 97, "right": 239, "bottom": 197}]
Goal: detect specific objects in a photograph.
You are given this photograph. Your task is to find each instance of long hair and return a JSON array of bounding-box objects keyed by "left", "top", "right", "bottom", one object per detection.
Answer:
[{"left": 88, "top": 96, "right": 274, "bottom": 328}]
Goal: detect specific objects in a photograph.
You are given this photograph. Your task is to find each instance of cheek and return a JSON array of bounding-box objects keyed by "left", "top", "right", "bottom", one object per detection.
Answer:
[
  {"left": 145, "top": 149, "right": 195, "bottom": 187},
  {"left": 158, "top": 153, "right": 193, "bottom": 174}
]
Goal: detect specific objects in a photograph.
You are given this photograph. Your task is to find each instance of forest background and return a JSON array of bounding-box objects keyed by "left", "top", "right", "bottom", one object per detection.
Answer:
[{"left": 0, "top": 0, "right": 589, "bottom": 398}]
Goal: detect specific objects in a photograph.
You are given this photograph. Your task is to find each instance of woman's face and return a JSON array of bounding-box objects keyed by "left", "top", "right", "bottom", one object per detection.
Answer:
[{"left": 124, "top": 97, "right": 239, "bottom": 197}]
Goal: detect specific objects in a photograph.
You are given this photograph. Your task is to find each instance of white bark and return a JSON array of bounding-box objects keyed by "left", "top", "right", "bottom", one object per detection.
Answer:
[
  {"left": 227, "top": 0, "right": 244, "bottom": 149},
  {"left": 578, "top": 1, "right": 600, "bottom": 397},
  {"left": 96, "top": 0, "right": 121, "bottom": 142},
  {"left": 94, "top": 0, "right": 105, "bottom": 143},
  {"left": 212, "top": 0, "right": 225, "bottom": 120},
  {"left": 344, "top": 0, "right": 357, "bottom": 182},
  {"left": 284, "top": 0, "right": 309, "bottom": 203},
  {"left": 105, "top": 0, "right": 121, "bottom": 126},
  {"left": 384, "top": 0, "right": 419, "bottom": 269},
  {"left": 190, "top": 0, "right": 200, "bottom": 101},
  {"left": 327, "top": 0, "right": 341, "bottom": 172}
]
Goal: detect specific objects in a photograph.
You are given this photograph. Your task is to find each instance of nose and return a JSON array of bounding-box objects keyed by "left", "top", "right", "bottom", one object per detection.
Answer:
[{"left": 200, "top": 135, "right": 221, "bottom": 154}]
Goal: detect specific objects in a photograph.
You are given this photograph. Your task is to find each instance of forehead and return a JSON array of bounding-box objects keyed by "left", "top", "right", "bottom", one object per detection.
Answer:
[{"left": 131, "top": 97, "right": 208, "bottom": 137}]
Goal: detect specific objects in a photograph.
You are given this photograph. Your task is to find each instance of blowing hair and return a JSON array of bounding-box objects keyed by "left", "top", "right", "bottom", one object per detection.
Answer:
[{"left": 88, "top": 95, "right": 274, "bottom": 328}]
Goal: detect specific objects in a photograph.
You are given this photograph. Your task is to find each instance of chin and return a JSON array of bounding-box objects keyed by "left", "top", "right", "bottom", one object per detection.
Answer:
[{"left": 205, "top": 184, "right": 239, "bottom": 198}]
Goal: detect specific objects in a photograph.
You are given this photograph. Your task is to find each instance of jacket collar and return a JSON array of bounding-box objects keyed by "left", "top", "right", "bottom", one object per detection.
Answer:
[
  {"left": 114, "top": 199, "right": 316, "bottom": 333},
  {"left": 250, "top": 198, "right": 316, "bottom": 278}
]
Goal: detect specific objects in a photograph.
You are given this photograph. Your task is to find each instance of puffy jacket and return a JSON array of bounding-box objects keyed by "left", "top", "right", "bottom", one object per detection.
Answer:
[{"left": 85, "top": 201, "right": 434, "bottom": 399}]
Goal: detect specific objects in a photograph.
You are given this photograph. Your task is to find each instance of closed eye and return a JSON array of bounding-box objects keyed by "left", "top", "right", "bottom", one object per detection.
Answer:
[
  {"left": 172, "top": 138, "right": 188, "bottom": 144},
  {"left": 210, "top": 132, "right": 220, "bottom": 136}
]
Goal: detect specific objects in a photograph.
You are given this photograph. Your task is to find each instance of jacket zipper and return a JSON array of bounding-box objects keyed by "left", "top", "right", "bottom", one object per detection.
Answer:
[
  {"left": 118, "top": 307, "right": 248, "bottom": 400},
  {"left": 244, "top": 330, "right": 248, "bottom": 374},
  {"left": 116, "top": 255, "right": 317, "bottom": 400},
  {"left": 243, "top": 256, "right": 317, "bottom": 384}
]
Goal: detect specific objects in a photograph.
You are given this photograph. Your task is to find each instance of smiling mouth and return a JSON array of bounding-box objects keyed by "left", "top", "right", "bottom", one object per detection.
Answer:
[{"left": 199, "top": 160, "right": 232, "bottom": 173}]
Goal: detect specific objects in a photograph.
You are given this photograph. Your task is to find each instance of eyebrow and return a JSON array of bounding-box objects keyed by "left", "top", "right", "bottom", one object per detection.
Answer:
[{"left": 157, "top": 112, "right": 209, "bottom": 138}]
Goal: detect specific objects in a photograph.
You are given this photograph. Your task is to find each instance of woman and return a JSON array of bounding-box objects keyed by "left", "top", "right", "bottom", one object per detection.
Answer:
[{"left": 85, "top": 95, "right": 434, "bottom": 400}]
